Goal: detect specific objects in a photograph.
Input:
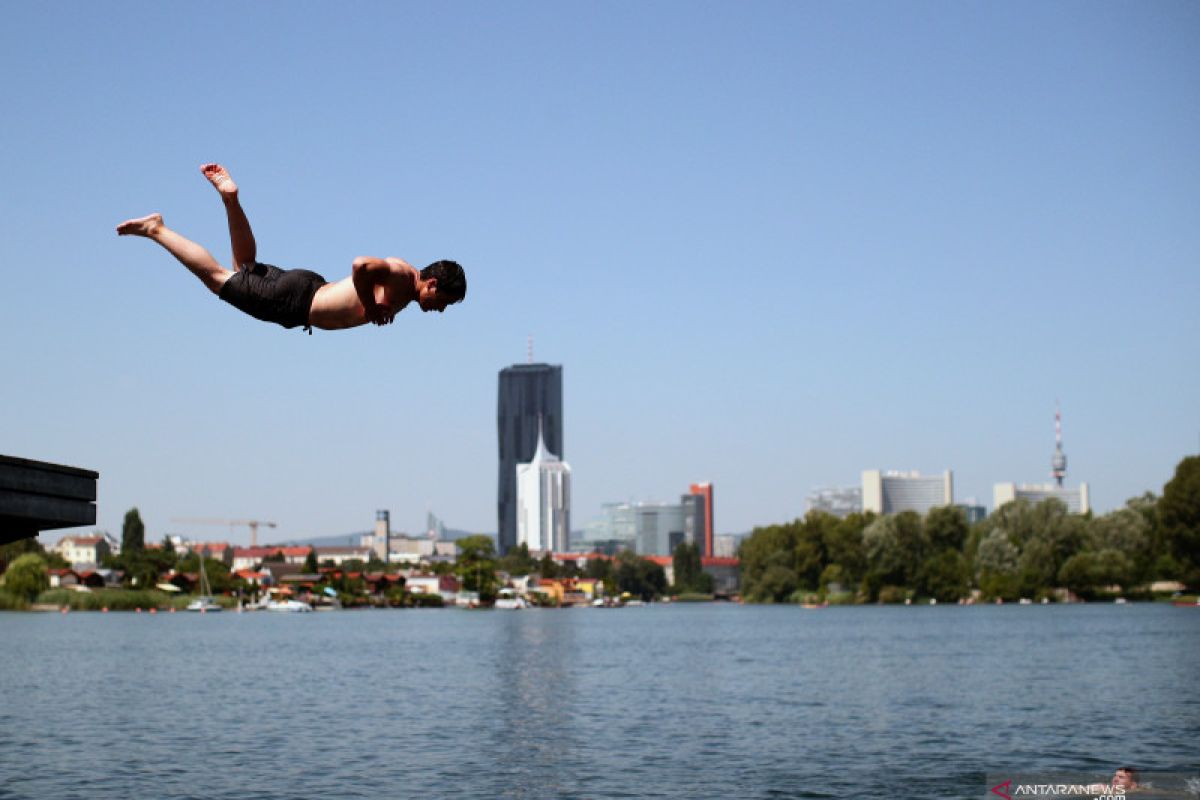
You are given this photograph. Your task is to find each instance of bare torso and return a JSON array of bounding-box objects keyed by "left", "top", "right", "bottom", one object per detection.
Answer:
[{"left": 308, "top": 258, "right": 417, "bottom": 330}]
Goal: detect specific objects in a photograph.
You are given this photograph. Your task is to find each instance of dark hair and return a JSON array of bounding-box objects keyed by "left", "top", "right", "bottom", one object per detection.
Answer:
[{"left": 421, "top": 260, "right": 466, "bottom": 303}]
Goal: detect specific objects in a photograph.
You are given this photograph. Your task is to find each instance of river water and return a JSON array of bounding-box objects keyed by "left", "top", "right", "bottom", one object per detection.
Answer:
[{"left": 0, "top": 603, "right": 1197, "bottom": 799}]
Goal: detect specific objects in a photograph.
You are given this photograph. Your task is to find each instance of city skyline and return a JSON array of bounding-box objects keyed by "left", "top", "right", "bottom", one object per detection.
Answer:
[{"left": 4, "top": 3, "right": 1196, "bottom": 546}]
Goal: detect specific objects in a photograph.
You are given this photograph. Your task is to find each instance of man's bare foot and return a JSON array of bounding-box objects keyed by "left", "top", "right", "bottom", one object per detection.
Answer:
[
  {"left": 200, "top": 163, "right": 238, "bottom": 198},
  {"left": 116, "top": 213, "right": 164, "bottom": 237}
]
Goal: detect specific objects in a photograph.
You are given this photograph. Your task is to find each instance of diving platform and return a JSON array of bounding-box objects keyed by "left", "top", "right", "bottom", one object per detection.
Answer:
[{"left": 0, "top": 455, "right": 98, "bottom": 545}]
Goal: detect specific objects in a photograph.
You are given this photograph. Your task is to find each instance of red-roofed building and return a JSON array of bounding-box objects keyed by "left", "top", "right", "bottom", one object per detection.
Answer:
[
  {"left": 404, "top": 574, "right": 460, "bottom": 602},
  {"left": 75, "top": 569, "right": 107, "bottom": 589},
  {"left": 53, "top": 535, "right": 111, "bottom": 568},
  {"left": 188, "top": 542, "right": 234, "bottom": 564},
  {"left": 231, "top": 546, "right": 312, "bottom": 571},
  {"left": 47, "top": 568, "right": 80, "bottom": 588}
]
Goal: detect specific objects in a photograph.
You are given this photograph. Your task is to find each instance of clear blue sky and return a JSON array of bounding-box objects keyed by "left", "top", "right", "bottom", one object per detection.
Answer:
[{"left": 3, "top": 1, "right": 1196, "bottom": 546}]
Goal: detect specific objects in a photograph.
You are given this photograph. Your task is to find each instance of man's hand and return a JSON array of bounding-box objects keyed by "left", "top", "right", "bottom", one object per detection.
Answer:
[{"left": 363, "top": 302, "right": 395, "bottom": 325}]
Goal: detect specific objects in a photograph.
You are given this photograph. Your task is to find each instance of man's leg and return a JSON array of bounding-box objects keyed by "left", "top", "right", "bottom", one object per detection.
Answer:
[
  {"left": 115, "top": 214, "right": 231, "bottom": 294},
  {"left": 201, "top": 163, "right": 256, "bottom": 270}
]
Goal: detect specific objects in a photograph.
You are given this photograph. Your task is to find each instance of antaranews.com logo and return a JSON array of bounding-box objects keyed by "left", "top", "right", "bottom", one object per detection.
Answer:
[
  {"left": 986, "top": 771, "right": 1200, "bottom": 800},
  {"left": 989, "top": 779, "right": 1126, "bottom": 799}
]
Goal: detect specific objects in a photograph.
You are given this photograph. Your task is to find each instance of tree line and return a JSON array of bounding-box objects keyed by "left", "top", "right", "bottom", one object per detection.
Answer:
[{"left": 739, "top": 455, "right": 1200, "bottom": 603}]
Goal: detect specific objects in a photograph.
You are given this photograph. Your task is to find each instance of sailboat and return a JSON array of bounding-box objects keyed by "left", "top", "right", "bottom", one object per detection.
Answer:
[{"left": 186, "top": 556, "right": 223, "bottom": 613}]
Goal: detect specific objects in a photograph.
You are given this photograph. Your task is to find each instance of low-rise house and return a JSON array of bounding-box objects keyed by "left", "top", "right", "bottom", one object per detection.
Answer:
[
  {"left": 75, "top": 569, "right": 106, "bottom": 589},
  {"left": 314, "top": 546, "right": 373, "bottom": 566},
  {"left": 387, "top": 536, "right": 435, "bottom": 564},
  {"left": 404, "top": 574, "right": 460, "bottom": 603},
  {"left": 164, "top": 571, "right": 197, "bottom": 593},
  {"left": 189, "top": 542, "right": 234, "bottom": 565},
  {"left": 53, "top": 535, "right": 111, "bottom": 568},
  {"left": 280, "top": 573, "right": 324, "bottom": 594},
  {"left": 48, "top": 568, "right": 80, "bottom": 588},
  {"left": 231, "top": 546, "right": 312, "bottom": 572},
  {"left": 259, "top": 562, "right": 305, "bottom": 584},
  {"left": 535, "top": 578, "right": 566, "bottom": 605},
  {"left": 361, "top": 572, "right": 400, "bottom": 595},
  {"left": 96, "top": 568, "right": 123, "bottom": 587},
  {"left": 233, "top": 568, "right": 269, "bottom": 587}
]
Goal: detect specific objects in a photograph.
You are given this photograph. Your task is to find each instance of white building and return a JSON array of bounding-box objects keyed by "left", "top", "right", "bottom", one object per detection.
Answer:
[
  {"left": 53, "top": 535, "right": 111, "bottom": 568},
  {"left": 359, "top": 510, "right": 392, "bottom": 562},
  {"left": 403, "top": 574, "right": 461, "bottom": 603},
  {"left": 516, "top": 423, "right": 572, "bottom": 553},
  {"left": 994, "top": 482, "right": 1090, "bottom": 514},
  {"left": 313, "top": 546, "right": 373, "bottom": 566},
  {"left": 862, "top": 470, "right": 954, "bottom": 515},
  {"left": 713, "top": 534, "right": 739, "bottom": 558},
  {"left": 805, "top": 486, "right": 863, "bottom": 518}
]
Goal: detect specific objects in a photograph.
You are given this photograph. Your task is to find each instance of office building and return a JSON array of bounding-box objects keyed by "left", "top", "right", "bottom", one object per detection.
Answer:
[
  {"left": 688, "top": 482, "right": 714, "bottom": 557},
  {"left": 634, "top": 502, "right": 686, "bottom": 557},
  {"left": 516, "top": 423, "right": 572, "bottom": 553},
  {"left": 498, "top": 363, "right": 563, "bottom": 555},
  {"left": 955, "top": 503, "right": 988, "bottom": 524},
  {"left": 862, "top": 469, "right": 953, "bottom": 515},
  {"left": 713, "top": 534, "right": 739, "bottom": 558},
  {"left": 993, "top": 482, "right": 1090, "bottom": 514},
  {"left": 805, "top": 486, "right": 863, "bottom": 518}
]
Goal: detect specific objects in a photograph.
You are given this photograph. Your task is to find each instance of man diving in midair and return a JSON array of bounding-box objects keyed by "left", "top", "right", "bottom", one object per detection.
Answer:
[{"left": 117, "top": 164, "right": 466, "bottom": 332}]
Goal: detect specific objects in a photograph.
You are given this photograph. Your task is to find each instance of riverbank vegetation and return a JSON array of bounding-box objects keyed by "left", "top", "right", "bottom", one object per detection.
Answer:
[{"left": 739, "top": 455, "right": 1200, "bottom": 603}]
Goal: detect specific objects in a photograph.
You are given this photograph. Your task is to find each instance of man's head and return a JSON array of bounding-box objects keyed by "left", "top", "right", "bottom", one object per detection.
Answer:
[
  {"left": 1112, "top": 767, "right": 1138, "bottom": 789},
  {"left": 418, "top": 260, "right": 467, "bottom": 312}
]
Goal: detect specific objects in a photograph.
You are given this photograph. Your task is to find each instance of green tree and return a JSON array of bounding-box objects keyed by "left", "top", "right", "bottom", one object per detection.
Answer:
[
  {"left": 1016, "top": 537, "right": 1057, "bottom": 597},
  {"left": 671, "top": 542, "right": 713, "bottom": 595},
  {"left": 1, "top": 537, "right": 45, "bottom": 574},
  {"left": 1059, "top": 549, "right": 1134, "bottom": 600},
  {"left": 537, "top": 553, "right": 561, "bottom": 579},
  {"left": 672, "top": 541, "right": 701, "bottom": 592},
  {"left": 862, "top": 512, "right": 925, "bottom": 597},
  {"left": 755, "top": 564, "right": 799, "bottom": 603},
  {"left": 1, "top": 553, "right": 49, "bottom": 601},
  {"left": 456, "top": 535, "right": 499, "bottom": 601},
  {"left": 1159, "top": 455, "right": 1200, "bottom": 587},
  {"left": 972, "top": 497, "right": 1085, "bottom": 598},
  {"left": 738, "top": 521, "right": 799, "bottom": 600},
  {"left": 614, "top": 551, "right": 666, "bottom": 601},
  {"left": 121, "top": 507, "right": 146, "bottom": 555},
  {"left": 1087, "top": 507, "right": 1152, "bottom": 584},
  {"left": 498, "top": 542, "right": 536, "bottom": 576},
  {"left": 975, "top": 528, "right": 1020, "bottom": 600},
  {"left": 821, "top": 512, "right": 871, "bottom": 586},
  {"left": 917, "top": 550, "right": 969, "bottom": 602},
  {"left": 792, "top": 515, "right": 827, "bottom": 590},
  {"left": 925, "top": 506, "right": 969, "bottom": 552},
  {"left": 584, "top": 556, "right": 616, "bottom": 596},
  {"left": 303, "top": 548, "right": 319, "bottom": 573}
]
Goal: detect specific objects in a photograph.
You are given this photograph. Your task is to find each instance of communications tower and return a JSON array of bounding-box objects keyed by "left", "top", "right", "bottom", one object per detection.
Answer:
[{"left": 1051, "top": 403, "right": 1067, "bottom": 488}]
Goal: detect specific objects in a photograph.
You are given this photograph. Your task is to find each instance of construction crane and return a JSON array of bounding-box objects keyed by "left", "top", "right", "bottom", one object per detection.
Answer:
[{"left": 170, "top": 517, "right": 278, "bottom": 547}]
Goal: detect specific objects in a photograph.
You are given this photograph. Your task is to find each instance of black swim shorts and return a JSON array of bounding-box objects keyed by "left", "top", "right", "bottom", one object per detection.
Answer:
[{"left": 218, "top": 262, "right": 328, "bottom": 330}]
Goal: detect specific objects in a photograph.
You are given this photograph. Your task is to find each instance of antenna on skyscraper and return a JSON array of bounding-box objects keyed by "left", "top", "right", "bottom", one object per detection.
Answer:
[
  {"left": 1051, "top": 400, "right": 1067, "bottom": 488},
  {"left": 527, "top": 335, "right": 534, "bottom": 364}
]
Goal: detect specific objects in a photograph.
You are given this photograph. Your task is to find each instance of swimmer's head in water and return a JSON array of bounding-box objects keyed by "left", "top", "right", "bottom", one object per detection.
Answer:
[{"left": 419, "top": 260, "right": 467, "bottom": 312}]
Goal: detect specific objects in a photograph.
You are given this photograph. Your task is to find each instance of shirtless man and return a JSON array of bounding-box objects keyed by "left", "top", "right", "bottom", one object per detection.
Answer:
[{"left": 117, "top": 164, "right": 466, "bottom": 332}]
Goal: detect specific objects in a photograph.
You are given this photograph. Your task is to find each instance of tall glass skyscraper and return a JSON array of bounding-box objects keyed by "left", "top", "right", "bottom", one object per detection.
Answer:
[{"left": 497, "top": 363, "right": 563, "bottom": 555}]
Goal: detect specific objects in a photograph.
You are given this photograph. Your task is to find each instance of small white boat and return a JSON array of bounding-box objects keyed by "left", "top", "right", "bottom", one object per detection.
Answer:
[
  {"left": 266, "top": 598, "right": 312, "bottom": 613},
  {"left": 494, "top": 588, "right": 528, "bottom": 609},
  {"left": 186, "top": 559, "right": 222, "bottom": 612},
  {"left": 186, "top": 597, "right": 222, "bottom": 613}
]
